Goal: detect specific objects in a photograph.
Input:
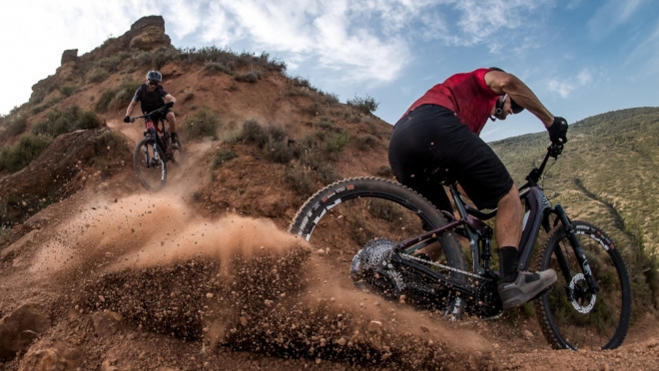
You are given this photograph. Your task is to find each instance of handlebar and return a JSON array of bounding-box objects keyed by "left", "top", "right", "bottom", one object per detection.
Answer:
[
  {"left": 522, "top": 142, "right": 563, "bottom": 188},
  {"left": 128, "top": 105, "right": 169, "bottom": 123}
]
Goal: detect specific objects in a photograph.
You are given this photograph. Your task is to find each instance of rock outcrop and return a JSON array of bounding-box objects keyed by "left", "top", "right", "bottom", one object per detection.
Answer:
[{"left": 30, "top": 15, "right": 173, "bottom": 101}]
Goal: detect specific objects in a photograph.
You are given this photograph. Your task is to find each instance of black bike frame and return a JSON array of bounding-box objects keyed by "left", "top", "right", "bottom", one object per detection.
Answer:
[
  {"left": 391, "top": 144, "right": 599, "bottom": 296},
  {"left": 133, "top": 107, "right": 170, "bottom": 158}
]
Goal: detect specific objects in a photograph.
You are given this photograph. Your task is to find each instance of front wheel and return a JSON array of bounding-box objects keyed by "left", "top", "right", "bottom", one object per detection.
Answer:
[
  {"left": 133, "top": 137, "right": 167, "bottom": 191},
  {"left": 289, "top": 177, "right": 465, "bottom": 315},
  {"left": 534, "top": 221, "right": 632, "bottom": 350}
]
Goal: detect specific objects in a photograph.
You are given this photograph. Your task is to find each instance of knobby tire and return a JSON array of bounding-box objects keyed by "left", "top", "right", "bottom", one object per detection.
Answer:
[
  {"left": 534, "top": 221, "right": 632, "bottom": 350},
  {"left": 133, "top": 137, "right": 167, "bottom": 191},
  {"left": 289, "top": 177, "right": 466, "bottom": 315}
]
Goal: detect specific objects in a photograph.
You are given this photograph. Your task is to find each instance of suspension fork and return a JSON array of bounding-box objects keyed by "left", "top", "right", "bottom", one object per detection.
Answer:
[{"left": 554, "top": 205, "right": 600, "bottom": 294}]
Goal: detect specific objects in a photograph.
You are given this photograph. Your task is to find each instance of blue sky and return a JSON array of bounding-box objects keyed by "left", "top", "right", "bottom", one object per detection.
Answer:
[{"left": 1, "top": 0, "right": 658, "bottom": 142}]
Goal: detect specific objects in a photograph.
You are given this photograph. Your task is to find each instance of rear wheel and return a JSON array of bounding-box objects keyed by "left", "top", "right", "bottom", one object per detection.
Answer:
[
  {"left": 289, "top": 177, "right": 465, "bottom": 315},
  {"left": 133, "top": 137, "right": 167, "bottom": 191},
  {"left": 534, "top": 221, "right": 632, "bottom": 350}
]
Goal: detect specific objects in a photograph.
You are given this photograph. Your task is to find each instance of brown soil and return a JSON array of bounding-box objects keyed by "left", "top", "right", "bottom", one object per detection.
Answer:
[
  {"left": 1, "top": 20, "right": 657, "bottom": 367},
  {"left": 1, "top": 129, "right": 657, "bottom": 370}
]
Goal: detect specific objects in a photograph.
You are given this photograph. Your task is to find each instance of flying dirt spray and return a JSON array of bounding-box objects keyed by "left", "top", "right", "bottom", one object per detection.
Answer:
[{"left": 29, "top": 193, "right": 491, "bottom": 370}]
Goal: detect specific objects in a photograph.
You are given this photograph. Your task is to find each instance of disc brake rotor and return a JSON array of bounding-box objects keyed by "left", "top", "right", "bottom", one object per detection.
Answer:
[{"left": 569, "top": 273, "right": 596, "bottom": 313}]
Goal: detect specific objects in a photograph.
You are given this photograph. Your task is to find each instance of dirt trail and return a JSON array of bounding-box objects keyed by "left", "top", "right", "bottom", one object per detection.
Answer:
[{"left": 0, "top": 132, "right": 657, "bottom": 371}]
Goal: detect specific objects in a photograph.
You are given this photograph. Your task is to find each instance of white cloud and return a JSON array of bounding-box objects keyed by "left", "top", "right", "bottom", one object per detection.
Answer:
[
  {"left": 189, "top": 0, "right": 414, "bottom": 84},
  {"left": 453, "top": 0, "right": 549, "bottom": 45},
  {"left": 547, "top": 68, "right": 593, "bottom": 98}
]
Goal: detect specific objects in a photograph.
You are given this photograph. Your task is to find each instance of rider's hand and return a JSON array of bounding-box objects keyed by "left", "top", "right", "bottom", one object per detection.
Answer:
[
  {"left": 123, "top": 115, "right": 131, "bottom": 123},
  {"left": 548, "top": 117, "right": 568, "bottom": 144},
  {"left": 165, "top": 101, "right": 174, "bottom": 109}
]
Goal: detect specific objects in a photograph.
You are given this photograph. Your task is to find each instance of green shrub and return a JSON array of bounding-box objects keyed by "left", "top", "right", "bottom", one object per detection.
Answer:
[
  {"left": 213, "top": 150, "right": 238, "bottom": 169},
  {"left": 185, "top": 107, "right": 219, "bottom": 140},
  {"left": 1, "top": 114, "right": 27, "bottom": 137},
  {"left": 178, "top": 47, "right": 286, "bottom": 72},
  {"left": 60, "top": 85, "right": 77, "bottom": 97},
  {"left": 0, "top": 134, "right": 51, "bottom": 173},
  {"left": 347, "top": 94, "right": 379, "bottom": 115},
  {"left": 264, "top": 139, "right": 298, "bottom": 164},
  {"left": 301, "top": 102, "right": 322, "bottom": 116},
  {"left": 97, "top": 55, "right": 123, "bottom": 72},
  {"left": 299, "top": 151, "right": 341, "bottom": 185},
  {"left": 204, "top": 62, "right": 233, "bottom": 75},
  {"left": 236, "top": 119, "right": 268, "bottom": 147},
  {"left": 86, "top": 68, "right": 110, "bottom": 84},
  {"left": 95, "top": 80, "right": 140, "bottom": 113},
  {"left": 234, "top": 70, "right": 261, "bottom": 83},
  {"left": 284, "top": 165, "right": 316, "bottom": 199},
  {"left": 234, "top": 120, "right": 296, "bottom": 163},
  {"left": 325, "top": 129, "right": 350, "bottom": 152},
  {"left": 355, "top": 134, "right": 380, "bottom": 151},
  {"left": 31, "top": 106, "right": 102, "bottom": 137}
]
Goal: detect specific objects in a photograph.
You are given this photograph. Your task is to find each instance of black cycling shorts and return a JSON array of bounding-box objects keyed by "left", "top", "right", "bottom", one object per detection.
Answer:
[{"left": 388, "top": 104, "right": 513, "bottom": 211}]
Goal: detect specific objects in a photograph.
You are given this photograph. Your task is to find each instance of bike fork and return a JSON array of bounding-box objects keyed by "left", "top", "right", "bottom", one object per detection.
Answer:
[{"left": 554, "top": 205, "right": 600, "bottom": 295}]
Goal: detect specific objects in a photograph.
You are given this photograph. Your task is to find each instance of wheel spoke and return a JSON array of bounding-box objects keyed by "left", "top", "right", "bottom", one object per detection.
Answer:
[{"left": 535, "top": 221, "right": 632, "bottom": 350}]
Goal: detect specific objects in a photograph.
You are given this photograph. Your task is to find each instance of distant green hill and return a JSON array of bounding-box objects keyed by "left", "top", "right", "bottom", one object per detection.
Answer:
[{"left": 491, "top": 107, "right": 659, "bottom": 308}]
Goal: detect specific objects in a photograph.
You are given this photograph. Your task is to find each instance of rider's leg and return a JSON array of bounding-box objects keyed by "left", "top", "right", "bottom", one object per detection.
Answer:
[
  {"left": 166, "top": 111, "right": 179, "bottom": 148},
  {"left": 494, "top": 185, "right": 522, "bottom": 249},
  {"left": 495, "top": 185, "right": 557, "bottom": 309}
]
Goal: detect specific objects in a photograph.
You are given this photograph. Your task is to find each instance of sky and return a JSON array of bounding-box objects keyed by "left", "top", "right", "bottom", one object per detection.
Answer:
[{"left": 1, "top": 0, "right": 658, "bottom": 142}]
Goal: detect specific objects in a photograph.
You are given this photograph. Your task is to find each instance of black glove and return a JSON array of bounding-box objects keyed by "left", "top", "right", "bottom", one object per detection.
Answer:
[
  {"left": 123, "top": 115, "right": 131, "bottom": 123},
  {"left": 548, "top": 117, "right": 568, "bottom": 144},
  {"left": 165, "top": 101, "right": 174, "bottom": 109}
]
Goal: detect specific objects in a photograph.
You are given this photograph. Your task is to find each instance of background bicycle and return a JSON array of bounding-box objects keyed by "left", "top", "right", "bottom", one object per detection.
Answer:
[
  {"left": 289, "top": 143, "right": 632, "bottom": 351},
  {"left": 128, "top": 105, "right": 184, "bottom": 191}
]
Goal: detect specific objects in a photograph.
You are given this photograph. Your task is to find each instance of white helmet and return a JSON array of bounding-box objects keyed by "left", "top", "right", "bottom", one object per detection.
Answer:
[{"left": 146, "top": 70, "right": 162, "bottom": 83}]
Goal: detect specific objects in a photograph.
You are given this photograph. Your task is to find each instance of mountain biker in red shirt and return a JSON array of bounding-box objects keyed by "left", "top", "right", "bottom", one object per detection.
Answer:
[
  {"left": 388, "top": 67, "right": 568, "bottom": 309},
  {"left": 124, "top": 70, "right": 180, "bottom": 149}
]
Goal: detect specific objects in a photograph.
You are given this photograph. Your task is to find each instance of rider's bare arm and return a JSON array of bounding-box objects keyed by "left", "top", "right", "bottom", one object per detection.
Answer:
[
  {"left": 126, "top": 100, "right": 138, "bottom": 117},
  {"left": 164, "top": 94, "right": 176, "bottom": 105},
  {"left": 484, "top": 70, "right": 554, "bottom": 128}
]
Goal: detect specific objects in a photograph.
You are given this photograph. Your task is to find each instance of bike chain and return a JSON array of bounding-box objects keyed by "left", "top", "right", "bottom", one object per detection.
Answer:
[{"left": 399, "top": 253, "right": 492, "bottom": 281}]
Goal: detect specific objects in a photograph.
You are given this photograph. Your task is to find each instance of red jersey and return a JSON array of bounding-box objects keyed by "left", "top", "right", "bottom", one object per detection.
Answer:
[{"left": 403, "top": 68, "right": 499, "bottom": 134}]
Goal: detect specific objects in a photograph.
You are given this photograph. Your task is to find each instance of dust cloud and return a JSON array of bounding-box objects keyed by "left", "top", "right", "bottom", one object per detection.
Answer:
[{"left": 30, "top": 192, "right": 491, "bottom": 370}]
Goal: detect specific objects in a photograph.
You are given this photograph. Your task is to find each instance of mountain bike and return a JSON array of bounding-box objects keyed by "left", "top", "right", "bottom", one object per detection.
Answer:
[
  {"left": 289, "top": 143, "right": 632, "bottom": 350},
  {"left": 128, "top": 106, "right": 183, "bottom": 191}
]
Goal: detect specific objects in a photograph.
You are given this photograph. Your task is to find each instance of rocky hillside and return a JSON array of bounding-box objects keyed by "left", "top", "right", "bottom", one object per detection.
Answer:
[
  {"left": 0, "top": 16, "right": 657, "bottom": 371},
  {"left": 0, "top": 15, "right": 392, "bottom": 234}
]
